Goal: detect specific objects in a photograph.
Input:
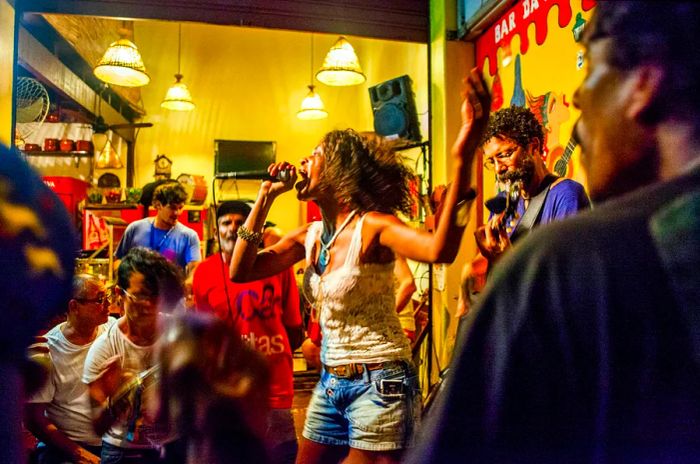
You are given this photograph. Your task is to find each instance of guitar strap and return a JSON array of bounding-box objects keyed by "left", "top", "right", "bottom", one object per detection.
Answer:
[{"left": 510, "top": 174, "right": 560, "bottom": 243}]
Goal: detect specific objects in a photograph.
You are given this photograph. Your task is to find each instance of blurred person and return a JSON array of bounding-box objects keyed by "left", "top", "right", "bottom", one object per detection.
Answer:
[
  {"left": 408, "top": 2, "right": 700, "bottom": 463},
  {"left": 25, "top": 274, "right": 115, "bottom": 464},
  {"left": 229, "top": 69, "right": 489, "bottom": 464},
  {"left": 0, "top": 143, "right": 77, "bottom": 464},
  {"left": 83, "top": 247, "right": 184, "bottom": 464},
  {"left": 192, "top": 200, "right": 303, "bottom": 464},
  {"left": 159, "top": 312, "right": 271, "bottom": 464}
]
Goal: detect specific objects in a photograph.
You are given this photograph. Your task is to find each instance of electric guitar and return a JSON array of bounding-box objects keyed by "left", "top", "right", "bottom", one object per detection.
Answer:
[{"left": 553, "top": 137, "right": 578, "bottom": 178}]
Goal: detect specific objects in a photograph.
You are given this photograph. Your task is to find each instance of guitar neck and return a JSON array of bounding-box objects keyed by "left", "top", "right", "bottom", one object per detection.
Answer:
[{"left": 554, "top": 138, "right": 578, "bottom": 177}]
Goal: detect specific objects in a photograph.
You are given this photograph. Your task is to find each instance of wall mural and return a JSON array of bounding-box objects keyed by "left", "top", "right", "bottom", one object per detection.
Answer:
[{"left": 476, "top": 0, "right": 596, "bottom": 204}]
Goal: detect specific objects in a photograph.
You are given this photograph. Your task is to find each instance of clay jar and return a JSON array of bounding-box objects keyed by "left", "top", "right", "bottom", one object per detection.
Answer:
[
  {"left": 75, "top": 140, "right": 92, "bottom": 152},
  {"left": 43, "top": 138, "right": 58, "bottom": 151},
  {"left": 59, "top": 139, "right": 74, "bottom": 152}
]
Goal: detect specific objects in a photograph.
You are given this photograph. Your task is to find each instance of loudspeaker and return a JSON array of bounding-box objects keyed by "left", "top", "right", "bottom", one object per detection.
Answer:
[{"left": 369, "top": 75, "right": 421, "bottom": 142}]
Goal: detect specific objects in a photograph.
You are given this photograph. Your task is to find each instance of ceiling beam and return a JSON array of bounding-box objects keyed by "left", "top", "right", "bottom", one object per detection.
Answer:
[
  {"left": 18, "top": 26, "right": 129, "bottom": 127},
  {"left": 16, "top": 0, "right": 428, "bottom": 43}
]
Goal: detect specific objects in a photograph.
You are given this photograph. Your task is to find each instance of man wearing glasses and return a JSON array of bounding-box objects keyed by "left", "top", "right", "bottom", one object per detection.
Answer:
[
  {"left": 476, "top": 105, "right": 590, "bottom": 261},
  {"left": 25, "top": 274, "right": 115, "bottom": 464},
  {"left": 83, "top": 247, "right": 184, "bottom": 464},
  {"left": 459, "top": 106, "right": 590, "bottom": 317}
]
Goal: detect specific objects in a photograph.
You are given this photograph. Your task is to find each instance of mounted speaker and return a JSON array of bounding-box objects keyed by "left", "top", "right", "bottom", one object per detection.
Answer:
[{"left": 369, "top": 75, "right": 421, "bottom": 142}]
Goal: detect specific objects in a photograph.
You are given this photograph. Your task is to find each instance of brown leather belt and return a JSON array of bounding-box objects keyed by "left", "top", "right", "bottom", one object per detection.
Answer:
[{"left": 323, "top": 361, "right": 402, "bottom": 379}]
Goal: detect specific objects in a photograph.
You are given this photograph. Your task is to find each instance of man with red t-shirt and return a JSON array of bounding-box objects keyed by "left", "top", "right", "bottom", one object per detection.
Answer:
[{"left": 193, "top": 201, "right": 303, "bottom": 464}]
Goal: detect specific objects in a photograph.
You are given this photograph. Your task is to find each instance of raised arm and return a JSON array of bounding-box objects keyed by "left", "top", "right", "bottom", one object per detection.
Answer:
[
  {"left": 394, "top": 255, "right": 417, "bottom": 314},
  {"left": 377, "top": 69, "right": 491, "bottom": 263},
  {"left": 229, "top": 163, "right": 306, "bottom": 282}
]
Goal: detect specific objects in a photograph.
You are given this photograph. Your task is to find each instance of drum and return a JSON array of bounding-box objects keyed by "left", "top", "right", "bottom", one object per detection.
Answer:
[
  {"left": 74, "top": 258, "right": 110, "bottom": 279},
  {"left": 177, "top": 174, "right": 208, "bottom": 204}
]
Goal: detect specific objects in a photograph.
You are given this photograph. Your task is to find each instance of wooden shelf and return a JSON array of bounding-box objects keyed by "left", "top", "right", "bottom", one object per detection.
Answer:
[
  {"left": 85, "top": 203, "right": 140, "bottom": 209},
  {"left": 23, "top": 150, "right": 92, "bottom": 157}
]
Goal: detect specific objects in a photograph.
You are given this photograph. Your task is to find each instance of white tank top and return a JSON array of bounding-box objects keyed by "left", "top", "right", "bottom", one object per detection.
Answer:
[{"left": 302, "top": 214, "right": 412, "bottom": 366}]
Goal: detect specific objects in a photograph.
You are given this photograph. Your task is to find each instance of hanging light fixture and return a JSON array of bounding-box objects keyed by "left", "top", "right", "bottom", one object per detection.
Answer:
[
  {"left": 161, "top": 23, "right": 195, "bottom": 111},
  {"left": 298, "top": 34, "right": 328, "bottom": 120},
  {"left": 94, "top": 23, "right": 150, "bottom": 87},
  {"left": 316, "top": 36, "right": 366, "bottom": 86},
  {"left": 95, "top": 131, "right": 123, "bottom": 169}
]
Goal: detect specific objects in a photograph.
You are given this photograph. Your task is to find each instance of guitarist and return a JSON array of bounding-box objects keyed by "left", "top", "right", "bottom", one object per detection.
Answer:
[{"left": 459, "top": 106, "right": 590, "bottom": 317}]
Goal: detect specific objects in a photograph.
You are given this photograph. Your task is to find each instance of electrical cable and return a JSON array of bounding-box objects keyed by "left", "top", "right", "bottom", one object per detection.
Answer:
[{"left": 210, "top": 177, "right": 237, "bottom": 325}]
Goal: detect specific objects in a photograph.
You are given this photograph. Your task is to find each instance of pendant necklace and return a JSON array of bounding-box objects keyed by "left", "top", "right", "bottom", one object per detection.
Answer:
[{"left": 318, "top": 210, "right": 357, "bottom": 268}]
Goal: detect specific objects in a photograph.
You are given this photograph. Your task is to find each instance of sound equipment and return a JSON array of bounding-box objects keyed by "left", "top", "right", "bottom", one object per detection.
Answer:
[
  {"left": 214, "top": 169, "right": 290, "bottom": 181},
  {"left": 369, "top": 75, "right": 421, "bottom": 142}
]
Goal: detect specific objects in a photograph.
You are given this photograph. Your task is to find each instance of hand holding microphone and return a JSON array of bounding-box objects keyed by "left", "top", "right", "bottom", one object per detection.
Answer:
[{"left": 263, "top": 161, "right": 297, "bottom": 197}]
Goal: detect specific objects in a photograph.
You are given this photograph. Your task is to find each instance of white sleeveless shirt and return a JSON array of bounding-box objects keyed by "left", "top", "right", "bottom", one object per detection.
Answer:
[{"left": 302, "top": 214, "right": 412, "bottom": 366}]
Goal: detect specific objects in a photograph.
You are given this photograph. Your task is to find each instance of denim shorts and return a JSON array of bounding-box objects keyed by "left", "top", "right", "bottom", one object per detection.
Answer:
[{"left": 302, "top": 360, "right": 421, "bottom": 451}]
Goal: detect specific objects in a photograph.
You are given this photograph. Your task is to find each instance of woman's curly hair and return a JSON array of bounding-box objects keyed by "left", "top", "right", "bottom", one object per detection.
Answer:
[
  {"left": 480, "top": 105, "right": 544, "bottom": 151},
  {"left": 317, "top": 129, "right": 415, "bottom": 216}
]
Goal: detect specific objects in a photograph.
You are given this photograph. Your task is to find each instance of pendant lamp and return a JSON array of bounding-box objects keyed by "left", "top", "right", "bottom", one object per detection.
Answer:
[
  {"left": 94, "top": 24, "right": 150, "bottom": 87},
  {"left": 316, "top": 36, "right": 366, "bottom": 86},
  {"left": 95, "top": 131, "right": 123, "bottom": 169},
  {"left": 162, "top": 24, "right": 195, "bottom": 111},
  {"left": 298, "top": 34, "right": 328, "bottom": 120}
]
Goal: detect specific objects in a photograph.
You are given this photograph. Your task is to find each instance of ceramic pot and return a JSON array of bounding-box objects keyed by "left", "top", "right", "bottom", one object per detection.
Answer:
[
  {"left": 59, "top": 139, "right": 74, "bottom": 152},
  {"left": 44, "top": 138, "right": 58, "bottom": 151},
  {"left": 75, "top": 140, "right": 92, "bottom": 152}
]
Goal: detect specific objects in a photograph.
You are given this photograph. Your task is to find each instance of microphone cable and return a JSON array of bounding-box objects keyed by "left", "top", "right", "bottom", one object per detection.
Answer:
[{"left": 211, "top": 177, "right": 238, "bottom": 326}]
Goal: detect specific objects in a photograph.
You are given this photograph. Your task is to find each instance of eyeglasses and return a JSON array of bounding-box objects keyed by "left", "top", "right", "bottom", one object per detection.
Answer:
[
  {"left": 120, "top": 288, "right": 158, "bottom": 304},
  {"left": 76, "top": 294, "right": 107, "bottom": 305},
  {"left": 483, "top": 147, "right": 520, "bottom": 170}
]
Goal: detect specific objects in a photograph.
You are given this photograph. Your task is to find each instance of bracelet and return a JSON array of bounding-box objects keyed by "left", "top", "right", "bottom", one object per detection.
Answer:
[{"left": 237, "top": 225, "right": 263, "bottom": 245}]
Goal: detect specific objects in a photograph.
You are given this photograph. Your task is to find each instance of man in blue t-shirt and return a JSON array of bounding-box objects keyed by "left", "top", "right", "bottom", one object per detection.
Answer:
[
  {"left": 458, "top": 106, "right": 590, "bottom": 317},
  {"left": 477, "top": 106, "right": 590, "bottom": 258},
  {"left": 115, "top": 182, "right": 200, "bottom": 275}
]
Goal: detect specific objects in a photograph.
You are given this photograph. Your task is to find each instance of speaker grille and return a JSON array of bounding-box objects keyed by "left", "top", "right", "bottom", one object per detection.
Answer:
[{"left": 369, "top": 75, "right": 421, "bottom": 142}]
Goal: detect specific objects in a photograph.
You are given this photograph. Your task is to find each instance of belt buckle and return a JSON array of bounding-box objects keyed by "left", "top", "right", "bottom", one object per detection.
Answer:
[
  {"left": 334, "top": 364, "right": 350, "bottom": 378},
  {"left": 331, "top": 363, "right": 364, "bottom": 378}
]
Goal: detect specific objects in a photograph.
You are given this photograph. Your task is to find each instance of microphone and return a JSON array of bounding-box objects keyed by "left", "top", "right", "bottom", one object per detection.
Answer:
[{"left": 215, "top": 169, "right": 290, "bottom": 182}]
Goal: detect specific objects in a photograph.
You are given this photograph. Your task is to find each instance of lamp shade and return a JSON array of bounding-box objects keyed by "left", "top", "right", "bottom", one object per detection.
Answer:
[
  {"left": 161, "top": 74, "right": 195, "bottom": 111},
  {"left": 94, "top": 38, "right": 150, "bottom": 87},
  {"left": 92, "top": 132, "right": 109, "bottom": 153},
  {"left": 297, "top": 85, "right": 327, "bottom": 120},
  {"left": 316, "top": 36, "right": 366, "bottom": 86}
]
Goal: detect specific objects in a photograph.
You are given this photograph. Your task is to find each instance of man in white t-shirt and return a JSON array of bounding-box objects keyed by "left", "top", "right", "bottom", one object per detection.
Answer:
[
  {"left": 83, "top": 247, "right": 184, "bottom": 464},
  {"left": 25, "top": 274, "right": 114, "bottom": 464}
]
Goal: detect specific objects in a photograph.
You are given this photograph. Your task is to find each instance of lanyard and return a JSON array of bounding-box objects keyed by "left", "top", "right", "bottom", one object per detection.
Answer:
[{"left": 149, "top": 220, "right": 173, "bottom": 252}]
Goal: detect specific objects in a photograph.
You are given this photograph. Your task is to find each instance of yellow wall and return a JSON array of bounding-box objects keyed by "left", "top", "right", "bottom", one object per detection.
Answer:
[
  {"left": 429, "top": 0, "right": 478, "bottom": 376},
  {"left": 0, "top": 0, "right": 15, "bottom": 146},
  {"left": 133, "top": 21, "right": 427, "bottom": 235}
]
